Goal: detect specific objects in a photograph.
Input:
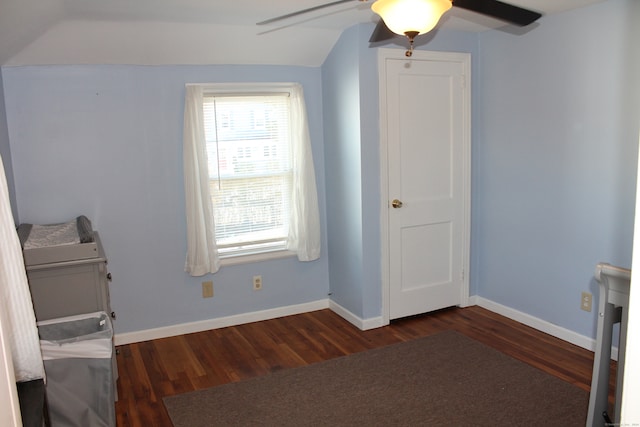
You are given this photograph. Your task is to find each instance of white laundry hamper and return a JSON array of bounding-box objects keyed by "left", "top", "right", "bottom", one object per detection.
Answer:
[{"left": 38, "top": 311, "right": 115, "bottom": 427}]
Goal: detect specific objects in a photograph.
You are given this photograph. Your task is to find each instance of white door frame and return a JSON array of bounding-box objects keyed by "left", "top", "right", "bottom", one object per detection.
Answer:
[{"left": 378, "top": 48, "right": 472, "bottom": 325}]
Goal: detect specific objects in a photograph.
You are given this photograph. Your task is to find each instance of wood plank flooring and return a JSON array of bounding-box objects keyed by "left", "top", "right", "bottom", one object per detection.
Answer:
[{"left": 114, "top": 305, "right": 613, "bottom": 427}]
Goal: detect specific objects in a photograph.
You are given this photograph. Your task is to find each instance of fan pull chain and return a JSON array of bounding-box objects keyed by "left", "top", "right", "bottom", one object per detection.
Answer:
[
  {"left": 405, "top": 42, "right": 414, "bottom": 57},
  {"left": 404, "top": 31, "right": 419, "bottom": 57}
]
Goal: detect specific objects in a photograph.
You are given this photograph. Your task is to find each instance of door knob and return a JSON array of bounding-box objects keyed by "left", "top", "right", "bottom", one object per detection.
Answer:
[{"left": 391, "top": 199, "right": 403, "bottom": 208}]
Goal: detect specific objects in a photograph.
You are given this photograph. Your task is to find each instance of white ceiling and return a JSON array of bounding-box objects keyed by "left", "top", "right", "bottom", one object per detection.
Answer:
[{"left": 0, "top": 0, "right": 605, "bottom": 67}]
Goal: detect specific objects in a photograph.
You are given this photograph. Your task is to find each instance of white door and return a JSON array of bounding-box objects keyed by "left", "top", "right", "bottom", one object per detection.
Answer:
[{"left": 379, "top": 49, "right": 470, "bottom": 321}]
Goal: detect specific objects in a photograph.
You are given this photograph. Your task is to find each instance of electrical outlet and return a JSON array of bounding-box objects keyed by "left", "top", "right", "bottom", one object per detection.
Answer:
[
  {"left": 253, "top": 275, "right": 263, "bottom": 291},
  {"left": 202, "top": 281, "right": 214, "bottom": 298},
  {"left": 581, "top": 291, "right": 592, "bottom": 312}
]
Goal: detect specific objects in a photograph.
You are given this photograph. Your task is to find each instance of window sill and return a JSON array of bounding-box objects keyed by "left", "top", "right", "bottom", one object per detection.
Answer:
[{"left": 219, "top": 249, "right": 297, "bottom": 267}]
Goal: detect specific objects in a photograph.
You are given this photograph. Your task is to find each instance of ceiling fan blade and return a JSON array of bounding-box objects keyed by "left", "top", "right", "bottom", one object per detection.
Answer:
[
  {"left": 453, "top": 0, "right": 542, "bottom": 27},
  {"left": 257, "top": 0, "right": 357, "bottom": 25},
  {"left": 369, "top": 19, "right": 397, "bottom": 43}
]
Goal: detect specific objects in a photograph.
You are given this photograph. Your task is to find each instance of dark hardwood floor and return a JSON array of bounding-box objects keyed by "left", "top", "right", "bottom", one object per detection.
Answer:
[{"left": 114, "top": 305, "right": 613, "bottom": 427}]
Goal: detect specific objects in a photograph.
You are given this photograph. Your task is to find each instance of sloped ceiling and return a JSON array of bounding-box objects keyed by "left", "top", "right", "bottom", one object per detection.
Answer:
[{"left": 0, "top": 0, "right": 605, "bottom": 67}]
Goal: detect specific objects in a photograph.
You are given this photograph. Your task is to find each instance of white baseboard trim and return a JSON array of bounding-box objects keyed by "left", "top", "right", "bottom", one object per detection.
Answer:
[
  {"left": 114, "top": 299, "right": 330, "bottom": 346},
  {"left": 472, "top": 296, "right": 616, "bottom": 357},
  {"left": 329, "top": 300, "right": 385, "bottom": 331},
  {"left": 114, "top": 295, "right": 615, "bottom": 361}
]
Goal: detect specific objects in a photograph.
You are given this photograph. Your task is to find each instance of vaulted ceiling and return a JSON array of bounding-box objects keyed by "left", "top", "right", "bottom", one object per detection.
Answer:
[{"left": 0, "top": 0, "right": 605, "bottom": 67}]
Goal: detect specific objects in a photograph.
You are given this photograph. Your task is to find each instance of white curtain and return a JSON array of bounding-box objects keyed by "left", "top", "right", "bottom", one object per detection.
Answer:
[
  {"left": 0, "top": 154, "right": 44, "bottom": 382},
  {"left": 286, "top": 84, "right": 321, "bottom": 261},
  {"left": 182, "top": 83, "right": 321, "bottom": 274},
  {"left": 183, "top": 85, "right": 220, "bottom": 276}
]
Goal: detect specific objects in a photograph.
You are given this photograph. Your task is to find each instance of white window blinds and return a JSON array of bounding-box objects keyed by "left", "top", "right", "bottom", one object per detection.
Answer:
[{"left": 203, "top": 94, "right": 292, "bottom": 256}]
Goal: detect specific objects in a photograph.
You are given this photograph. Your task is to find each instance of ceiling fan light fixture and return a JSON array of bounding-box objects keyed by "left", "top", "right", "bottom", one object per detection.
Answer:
[{"left": 371, "top": 0, "right": 451, "bottom": 36}]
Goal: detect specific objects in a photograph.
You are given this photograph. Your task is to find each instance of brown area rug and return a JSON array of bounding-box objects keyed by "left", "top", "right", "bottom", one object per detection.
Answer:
[{"left": 164, "top": 331, "right": 588, "bottom": 426}]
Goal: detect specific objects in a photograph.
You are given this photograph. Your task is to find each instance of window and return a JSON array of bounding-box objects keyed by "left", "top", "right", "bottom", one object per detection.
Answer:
[
  {"left": 183, "top": 83, "right": 320, "bottom": 276},
  {"left": 203, "top": 94, "right": 291, "bottom": 257}
]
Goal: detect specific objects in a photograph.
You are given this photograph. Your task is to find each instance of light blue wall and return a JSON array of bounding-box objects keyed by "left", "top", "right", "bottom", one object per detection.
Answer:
[
  {"left": 3, "top": 65, "right": 330, "bottom": 334},
  {"left": 2, "top": 0, "right": 637, "bottom": 342},
  {"left": 357, "top": 26, "right": 385, "bottom": 319},
  {"left": 322, "top": 0, "right": 638, "bottom": 338},
  {"left": 322, "top": 26, "right": 366, "bottom": 317},
  {"left": 474, "top": 0, "right": 639, "bottom": 338},
  {"left": 0, "top": 71, "right": 18, "bottom": 223}
]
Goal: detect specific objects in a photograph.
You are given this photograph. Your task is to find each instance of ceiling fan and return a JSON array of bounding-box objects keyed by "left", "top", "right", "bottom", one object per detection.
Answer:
[{"left": 257, "top": 0, "right": 542, "bottom": 56}]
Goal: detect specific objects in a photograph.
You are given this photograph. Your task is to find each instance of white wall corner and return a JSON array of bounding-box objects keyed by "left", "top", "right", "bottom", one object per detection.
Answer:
[{"left": 329, "top": 300, "right": 385, "bottom": 331}]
